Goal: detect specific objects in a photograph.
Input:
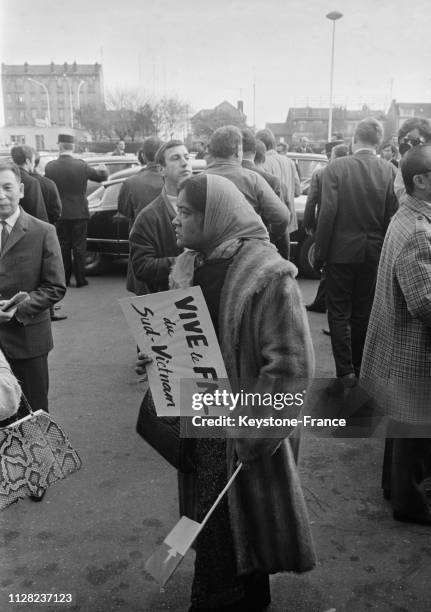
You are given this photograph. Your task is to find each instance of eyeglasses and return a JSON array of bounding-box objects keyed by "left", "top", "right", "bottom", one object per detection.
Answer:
[{"left": 400, "top": 136, "right": 424, "bottom": 147}]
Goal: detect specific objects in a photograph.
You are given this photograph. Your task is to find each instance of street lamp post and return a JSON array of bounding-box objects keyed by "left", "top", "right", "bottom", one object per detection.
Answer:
[
  {"left": 27, "top": 77, "right": 51, "bottom": 125},
  {"left": 77, "top": 80, "right": 86, "bottom": 109},
  {"left": 62, "top": 74, "right": 74, "bottom": 129},
  {"left": 326, "top": 11, "right": 343, "bottom": 141}
]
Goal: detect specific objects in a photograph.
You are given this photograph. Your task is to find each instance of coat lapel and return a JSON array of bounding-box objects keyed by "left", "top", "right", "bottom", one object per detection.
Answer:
[{"left": 1, "top": 208, "right": 29, "bottom": 258}]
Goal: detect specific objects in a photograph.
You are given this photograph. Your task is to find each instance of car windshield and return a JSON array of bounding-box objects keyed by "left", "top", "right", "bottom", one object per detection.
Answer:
[{"left": 295, "top": 159, "right": 327, "bottom": 182}]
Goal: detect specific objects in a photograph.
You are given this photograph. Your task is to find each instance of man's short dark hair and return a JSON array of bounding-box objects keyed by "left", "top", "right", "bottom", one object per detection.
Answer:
[
  {"left": 255, "top": 129, "right": 276, "bottom": 151},
  {"left": 11, "top": 145, "right": 35, "bottom": 166},
  {"left": 332, "top": 144, "right": 349, "bottom": 158},
  {"left": 398, "top": 118, "right": 431, "bottom": 143},
  {"left": 401, "top": 144, "right": 431, "bottom": 195},
  {"left": 255, "top": 140, "right": 267, "bottom": 164},
  {"left": 0, "top": 160, "right": 22, "bottom": 182},
  {"left": 155, "top": 140, "right": 185, "bottom": 167},
  {"left": 241, "top": 128, "right": 256, "bottom": 155},
  {"left": 208, "top": 126, "right": 242, "bottom": 159},
  {"left": 353, "top": 117, "right": 383, "bottom": 146},
  {"left": 140, "top": 136, "right": 164, "bottom": 164},
  {"left": 277, "top": 142, "right": 288, "bottom": 153}
]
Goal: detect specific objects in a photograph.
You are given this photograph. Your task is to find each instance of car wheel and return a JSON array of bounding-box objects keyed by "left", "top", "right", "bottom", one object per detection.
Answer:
[
  {"left": 298, "top": 235, "right": 320, "bottom": 279},
  {"left": 85, "top": 251, "right": 108, "bottom": 276}
]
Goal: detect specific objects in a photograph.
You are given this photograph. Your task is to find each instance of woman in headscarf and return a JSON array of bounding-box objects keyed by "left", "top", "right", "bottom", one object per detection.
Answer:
[{"left": 140, "top": 173, "right": 316, "bottom": 610}]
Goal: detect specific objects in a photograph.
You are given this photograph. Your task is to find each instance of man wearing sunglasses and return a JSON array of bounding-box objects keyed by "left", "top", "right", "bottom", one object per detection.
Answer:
[
  {"left": 394, "top": 118, "right": 431, "bottom": 201},
  {"left": 361, "top": 143, "right": 431, "bottom": 525}
]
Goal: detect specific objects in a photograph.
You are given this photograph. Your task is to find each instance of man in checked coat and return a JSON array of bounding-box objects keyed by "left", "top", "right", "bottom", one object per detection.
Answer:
[{"left": 361, "top": 144, "right": 431, "bottom": 525}]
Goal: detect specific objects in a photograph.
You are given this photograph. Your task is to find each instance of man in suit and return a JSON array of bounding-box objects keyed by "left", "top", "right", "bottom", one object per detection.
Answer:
[
  {"left": 10, "top": 146, "right": 48, "bottom": 222},
  {"left": 32, "top": 152, "right": 62, "bottom": 225},
  {"left": 118, "top": 137, "right": 164, "bottom": 229},
  {"left": 240, "top": 129, "right": 289, "bottom": 259},
  {"left": 241, "top": 129, "right": 281, "bottom": 197},
  {"left": 118, "top": 137, "right": 164, "bottom": 294},
  {"left": 304, "top": 144, "right": 349, "bottom": 314},
  {"left": 0, "top": 160, "right": 66, "bottom": 417},
  {"left": 361, "top": 144, "right": 431, "bottom": 524},
  {"left": 45, "top": 134, "right": 108, "bottom": 287},
  {"left": 256, "top": 128, "right": 300, "bottom": 233},
  {"left": 315, "top": 118, "right": 398, "bottom": 392},
  {"left": 129, "top": 140, "right": 191, "bottom": 294}
]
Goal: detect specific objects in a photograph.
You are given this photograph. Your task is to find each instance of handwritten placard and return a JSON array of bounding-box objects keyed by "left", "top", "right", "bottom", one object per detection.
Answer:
[{"left": 119, "top": 286, "right": 229, "bottom": 416}]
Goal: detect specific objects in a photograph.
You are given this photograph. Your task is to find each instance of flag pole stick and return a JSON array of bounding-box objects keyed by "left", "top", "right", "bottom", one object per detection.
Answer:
[{"left": 199, "top": 463, "right": 243, "bottom": 530}]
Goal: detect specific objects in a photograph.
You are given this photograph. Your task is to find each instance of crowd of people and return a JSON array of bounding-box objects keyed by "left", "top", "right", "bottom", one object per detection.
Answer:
[{"left": 1, "top": 115, "right": 431, "bottom": 609}]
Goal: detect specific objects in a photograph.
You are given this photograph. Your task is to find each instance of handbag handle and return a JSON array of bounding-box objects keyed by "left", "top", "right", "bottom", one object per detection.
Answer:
[{"left": 19, "top": 392, "right": 34, "bottom": 416}]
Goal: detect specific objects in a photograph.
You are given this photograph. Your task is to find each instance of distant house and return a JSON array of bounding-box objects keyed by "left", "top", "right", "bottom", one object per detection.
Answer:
[
  {"left": 191, "top": 100, "right": 246, "bottom": 139},
  {"left": 268, "top": 105, "right": 386, "bottom": 148},
  {"left": 386, "top": 100, "right": 431, "bottom": 139},
  {"left": 265, "top": 122, "right": 290, "bottom": 143}
]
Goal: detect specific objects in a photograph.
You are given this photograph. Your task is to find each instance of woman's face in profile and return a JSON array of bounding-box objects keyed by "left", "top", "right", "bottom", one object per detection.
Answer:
[{"left": 173, "top": 191, "right": 205, "bottom": 251}]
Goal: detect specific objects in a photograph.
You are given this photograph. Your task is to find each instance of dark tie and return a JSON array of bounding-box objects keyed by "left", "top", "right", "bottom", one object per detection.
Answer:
[{"left": 1, "top": 221, "right": 9, "bottom": 254}]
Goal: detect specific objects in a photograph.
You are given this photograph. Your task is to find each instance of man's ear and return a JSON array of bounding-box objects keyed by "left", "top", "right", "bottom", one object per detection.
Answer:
[
  {"left": 18, "top": 182, "right": 24, "bottom": 200},
  {"left": 413, "top": 174, "right": 426, "bottom": 191}
]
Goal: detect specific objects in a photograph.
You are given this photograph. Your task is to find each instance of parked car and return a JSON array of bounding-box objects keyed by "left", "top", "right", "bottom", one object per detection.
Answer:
[
  {"left": 85, "top": 160, "right": 206, "bottom": 275},
  {"left": 81, "top": 154, "right": 140, "bottom": 194},
  {"left": 85, "top": 154, "right": 328, "bottom": 278},
  {"left": 287, "top": 152, "right": 328, "bottom": 279}
]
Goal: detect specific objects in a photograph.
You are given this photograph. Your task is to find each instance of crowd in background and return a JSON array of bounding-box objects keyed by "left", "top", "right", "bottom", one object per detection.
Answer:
[{"left": 1, "top": 115, "right": 431, "bottom": 609}]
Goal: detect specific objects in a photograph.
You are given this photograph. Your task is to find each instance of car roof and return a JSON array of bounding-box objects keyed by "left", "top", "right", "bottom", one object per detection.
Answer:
[
  {"left": 100, "top": 158, "right": 207, "bottom": 187},
  {"left": 287, "top": 152, "right": 328, "bottom": 161},
  {"left": 79, "top": 154, "right": 139, "bottom": 164}
]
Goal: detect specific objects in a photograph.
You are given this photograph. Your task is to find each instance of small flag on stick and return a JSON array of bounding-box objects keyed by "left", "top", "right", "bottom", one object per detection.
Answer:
[{"left": 145, "top": 463, "right": 242, "bottom": 586}]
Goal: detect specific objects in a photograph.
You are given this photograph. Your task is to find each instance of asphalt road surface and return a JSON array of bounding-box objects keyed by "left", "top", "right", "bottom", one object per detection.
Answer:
[{"left": 1, "top": 264, "right": 430, "bottom": 612}]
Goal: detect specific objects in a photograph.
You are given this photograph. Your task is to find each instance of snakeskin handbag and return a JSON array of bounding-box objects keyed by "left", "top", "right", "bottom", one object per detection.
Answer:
[{"left": 0, "top": 396, "right": 82, "bottom": 510}]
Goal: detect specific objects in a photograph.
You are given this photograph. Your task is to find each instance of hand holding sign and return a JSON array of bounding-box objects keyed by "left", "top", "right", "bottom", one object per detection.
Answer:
[{"left": 120, "top": 287, "right": 230, "bottom": 416}]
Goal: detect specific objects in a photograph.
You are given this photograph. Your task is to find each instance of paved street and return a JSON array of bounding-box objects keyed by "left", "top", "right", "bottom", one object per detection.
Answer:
[{"left": 1, "top": 265, "right": 431, "bottom": 612}]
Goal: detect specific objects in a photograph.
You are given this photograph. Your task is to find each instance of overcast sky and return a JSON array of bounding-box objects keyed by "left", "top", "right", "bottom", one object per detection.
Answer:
[{"left": 1, "top": 0, "right": 431, "bottom": 128}]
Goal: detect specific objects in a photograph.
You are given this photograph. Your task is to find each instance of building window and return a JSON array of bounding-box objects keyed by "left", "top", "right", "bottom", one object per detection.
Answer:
[
  {"left": 35, "top": 135, "right": 45, "bottom": 150},
  {"left": 31, "top": 94, "right": 37, "bottom": 104},
  {"left": 31, "top": 109, "right": 37, "bottom": 119},
  {"left": 58, "top": 109, "right": 65, "bottom": 123},
  {"left": 11, "top": 135, "right": 26, "bottom": 144},
  {"left": 16, "top": 94, "right": 25, "bottom": 104},
  {"left": 18, "top": 111, "right": 25, "bottom": 123}
]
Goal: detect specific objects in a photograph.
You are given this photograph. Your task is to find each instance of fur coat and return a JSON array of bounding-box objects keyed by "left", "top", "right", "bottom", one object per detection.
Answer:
[{"left": 178, "top": 240, "right": 317, "bottom": 575}]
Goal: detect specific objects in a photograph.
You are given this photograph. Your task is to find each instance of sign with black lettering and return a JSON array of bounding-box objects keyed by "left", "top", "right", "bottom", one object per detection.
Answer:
[{"left": 119, "top": 286, "right": 229, "bottom": 416}]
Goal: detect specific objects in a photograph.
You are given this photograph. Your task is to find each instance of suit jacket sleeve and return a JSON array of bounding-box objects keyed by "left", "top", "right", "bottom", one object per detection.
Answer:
[
  {"left": 44, "top": 179, "right": 62, "bottom": 224},
  {"left": 129, "top": 213, "right": 175, "bottom": 286},
  {"left": 15, "top": 225, "right": 66, "bottom": 325},
  {"left": 255, "top": 174, "right": 290, "bottom": 239},
  {"left": 25, "top": 178, "right": 49, "bottom": 222},
  {"left": 85, "top": 164, "right": 108, "bottom": 183},
  {"left": 118, "top": 180, "right": 133, "bottom": 220},
  {"left": 293, "top": 163, "right": 301, "bottom": 197},
  {"left": 303, "top": 170, "right": 320, "bottom": 231},
  {"left": 315, "top": 163, "right": 338, "bottom": 262}
]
